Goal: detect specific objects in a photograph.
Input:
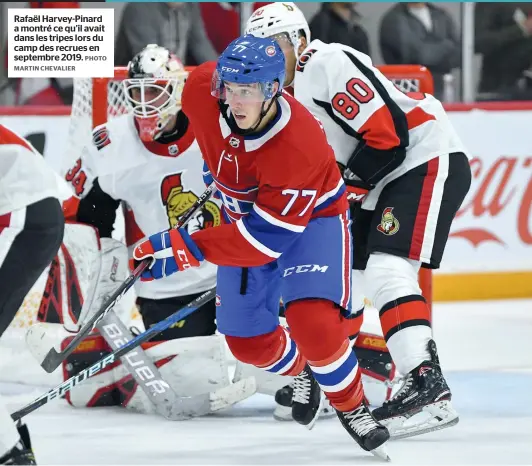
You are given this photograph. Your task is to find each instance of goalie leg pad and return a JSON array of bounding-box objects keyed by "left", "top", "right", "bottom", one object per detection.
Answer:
[{"left": 62, "top": 333, "right": 236, "bottom": 414}]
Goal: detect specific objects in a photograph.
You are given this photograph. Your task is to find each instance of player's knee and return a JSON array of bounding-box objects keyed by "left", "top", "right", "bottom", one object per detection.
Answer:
[
  {"left": 225, "top": 329, "right": 281, "bottom": 366},
  {"left": 285, "top": 299, "right": 346, "bottom": 361},
  {"left": 364, "top": 253, "right": 422, "bottom": 311}
]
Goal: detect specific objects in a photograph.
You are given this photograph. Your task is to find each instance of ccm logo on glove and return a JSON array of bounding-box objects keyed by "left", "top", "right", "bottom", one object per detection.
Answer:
[{"left": 132, "top": 228, "right": 204, "bottom": 281}]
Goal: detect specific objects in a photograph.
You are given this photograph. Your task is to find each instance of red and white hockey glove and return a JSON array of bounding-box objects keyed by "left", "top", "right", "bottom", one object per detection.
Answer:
[
  {"left": 345, "top": 178, "right": 373, "bottom": 203},
  {"left": 132, "top": 228, "right": 203, "bottom": 281}
]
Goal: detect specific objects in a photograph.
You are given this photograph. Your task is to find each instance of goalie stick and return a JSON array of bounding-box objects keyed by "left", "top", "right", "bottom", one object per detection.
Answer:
[
  {"left": 28, "top": 182, "right": 217, "bottom": 374},
  {"left": 13, "top": 287, "right": 256, "bottom": 421}
]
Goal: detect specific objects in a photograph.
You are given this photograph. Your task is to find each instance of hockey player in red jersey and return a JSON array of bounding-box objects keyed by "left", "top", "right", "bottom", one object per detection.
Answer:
[
  {"left": 133, "top": 36, "right": 390, "bottom": 459},
  {"left": 245, "top": 2, "right": 471, "bottom": 439}
]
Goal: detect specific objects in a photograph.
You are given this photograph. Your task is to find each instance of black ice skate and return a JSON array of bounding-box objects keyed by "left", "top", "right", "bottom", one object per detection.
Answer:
[
  {"left": 0, "top": 423, "right": 36, "bottom": 465},
  {"left": 273, "top": 382, "right": 334, "bottom": 422},
  {"left": 290, "top": 365, "right": 323, "bottom": 430},
  {"left": 336, "top": 402, "right": 390, "bottom": 461},
  {"left": 372, "top": 339, "right": 459, "bottom": 439}
]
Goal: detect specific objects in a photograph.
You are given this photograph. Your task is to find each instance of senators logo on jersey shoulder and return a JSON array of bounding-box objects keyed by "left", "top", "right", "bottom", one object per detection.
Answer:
[
  {"left": 92, "top": 126, "right": 111, "bottom": 151},
  {"left": 296, "top": 49, "right": 317, "bottom": 72}
]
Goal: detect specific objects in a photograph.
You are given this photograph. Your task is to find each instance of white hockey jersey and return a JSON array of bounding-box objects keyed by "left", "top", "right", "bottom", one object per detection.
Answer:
[
  {"left": 64, "top": 115, "right": 220, "bottom": 299},
  {"left": 294, "top": 40, "right": 468, "bottom": 209},
  {"left": 0, "top": 124, "right": 71, "bottom": 216}
]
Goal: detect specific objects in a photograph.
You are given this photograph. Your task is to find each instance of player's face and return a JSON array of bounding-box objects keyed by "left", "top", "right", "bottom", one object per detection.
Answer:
[{"left": 224, "top": 82, "right": 268, "bottom": 130}]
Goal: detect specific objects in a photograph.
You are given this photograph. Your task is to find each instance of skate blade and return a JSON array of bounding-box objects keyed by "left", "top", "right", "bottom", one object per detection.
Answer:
[
  {"left": 305, "top": 393, "right": 325, "bottom": 431},
  {"left": 371, "top": 444, "right": 391, "bottom": 462},
  {"left": 382, "top": 400, "right": 459, "bottom": 440},
  {"left": 274, "top": 399, "right": 336, "bottom": 422},
  {"left": 273, "top": 405, "right": 293, "bottom": 422}
]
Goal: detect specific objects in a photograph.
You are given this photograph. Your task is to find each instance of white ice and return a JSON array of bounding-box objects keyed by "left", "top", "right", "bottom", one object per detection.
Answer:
[{"left": 3, "top": 299, "right": 532, "bottom": 465}]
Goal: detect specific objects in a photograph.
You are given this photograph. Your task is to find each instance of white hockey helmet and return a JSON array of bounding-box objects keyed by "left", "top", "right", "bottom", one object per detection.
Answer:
[
  {"left": 245, "top": 2, "right": 310, "bottom": 56},
  {"left": 123, "top": 44, "right": 188, "bottom": 142}
]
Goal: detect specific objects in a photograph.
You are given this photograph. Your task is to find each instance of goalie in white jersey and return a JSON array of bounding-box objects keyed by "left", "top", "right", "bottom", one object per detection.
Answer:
[
  {"left": 0, "top": 125, "right": 71, "bottom": 464},
  {"left": 59, "top": 45, "right": 234, "bottom": 412},
  {"left": 246, "top": 2, "right": 471, "bottom": 439}
]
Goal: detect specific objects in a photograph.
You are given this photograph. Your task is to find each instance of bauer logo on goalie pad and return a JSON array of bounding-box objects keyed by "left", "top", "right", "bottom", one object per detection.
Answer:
[{"left": 92, "top": 126, "right": 111, "bottom": 151}]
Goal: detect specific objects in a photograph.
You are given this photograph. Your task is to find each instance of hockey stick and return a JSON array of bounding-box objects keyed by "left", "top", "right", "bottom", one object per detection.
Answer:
[
  {"left": 96, "top": 311, "right": 184, "bottom": 420},
  {"left": 28, "top": 182, "right": 217, "bottom": 374},
  {"left": 13, "top": 287, "right": 251, "bottom": 422}
]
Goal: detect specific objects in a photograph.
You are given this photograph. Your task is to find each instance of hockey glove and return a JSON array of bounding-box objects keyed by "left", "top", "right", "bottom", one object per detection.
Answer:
[
  {"left": 132, "top": 229, "right": 204, "bottom": 281},
  {"left": 345, "top": 178, "right": 373, "bottom": 203},
  {"left": 337, "top": 162, "right": 373, "bottom": 204}
]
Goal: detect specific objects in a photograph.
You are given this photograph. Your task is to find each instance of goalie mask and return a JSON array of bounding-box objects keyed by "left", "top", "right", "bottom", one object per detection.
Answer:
[{"left": 124, "top": 44, "right": 188, "bottom": 142}]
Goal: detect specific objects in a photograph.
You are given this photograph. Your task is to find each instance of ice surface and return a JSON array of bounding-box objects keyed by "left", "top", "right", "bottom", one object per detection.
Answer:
[{"left": 3, "top": 299, "right": 532, "bottom": 465}]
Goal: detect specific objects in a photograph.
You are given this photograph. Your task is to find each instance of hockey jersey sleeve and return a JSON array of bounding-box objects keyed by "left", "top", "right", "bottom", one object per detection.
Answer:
[
  {"left": 63, "top": 125, "right": 120, "bottom": 237},
  {"left": 191, "top": 152, "right": 337, "bottom": 268},
  {"left": 306, "top": 46, "right": 409, "bottom": 184}
]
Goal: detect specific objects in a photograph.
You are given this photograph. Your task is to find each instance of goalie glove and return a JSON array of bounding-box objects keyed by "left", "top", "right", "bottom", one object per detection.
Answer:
[{"left": 77, "top": 237, "right": 130, "bottom": 327}]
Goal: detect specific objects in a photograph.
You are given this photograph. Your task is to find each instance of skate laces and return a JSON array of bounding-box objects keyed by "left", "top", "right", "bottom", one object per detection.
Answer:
[
  {"left": 292, "top": 371, "right": 311, "bottom": 404},
  {"left": 383, "top": 373, "right": 413, "bottom": 405},
  {"left": 344, "top": 405, "right": 379, "bottom": 437}
]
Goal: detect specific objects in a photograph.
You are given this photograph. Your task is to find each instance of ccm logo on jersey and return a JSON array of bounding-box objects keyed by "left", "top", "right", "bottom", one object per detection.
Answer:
[
  {"left": 296, "top": 49, "right": 317, "bottom": 72},
  {"left": 283, "top": 264, "right": 329, "bottom": 277}
]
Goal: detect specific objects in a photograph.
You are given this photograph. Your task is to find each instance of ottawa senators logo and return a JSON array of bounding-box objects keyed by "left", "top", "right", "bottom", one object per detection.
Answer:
[
  {"left": 377, "top": 207, "right": 400, "bottom": 236},
  {"left": 161, "top": 173, "right": 221, "bottom": 233}
]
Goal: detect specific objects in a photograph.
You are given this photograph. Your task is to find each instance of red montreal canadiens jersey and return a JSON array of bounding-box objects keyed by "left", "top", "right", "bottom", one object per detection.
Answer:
[{"left": 182, "top": 61, "right": 348, "bottom": 267}]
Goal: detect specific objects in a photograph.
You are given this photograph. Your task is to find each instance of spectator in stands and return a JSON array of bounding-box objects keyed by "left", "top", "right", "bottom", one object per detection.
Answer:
[
  {"left": 114, "top": 2, "right": 217, "bottom": 66},
  {"left": 475, "top": 3, "right": 532, "bottom": 101},
  {"left": 309, "top": 3, "right": 370, "bottom": 56},
  {"left": 379, "top": 3, "right": 460, "bottom": 100},
  {"left": 198, "top": 3, "right": 272, "bottom": 57}
]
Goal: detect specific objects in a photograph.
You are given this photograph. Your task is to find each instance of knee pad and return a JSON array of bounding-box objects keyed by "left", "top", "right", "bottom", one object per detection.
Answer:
[
  {"left": 285, "top": 299, "right": 346, "bottom": 361},
  {"left": 225, "top": 328, "right": 283, "bottom": 367},
  {"left": 364, "top": 253, "right": 422, "bottom": 311}
]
